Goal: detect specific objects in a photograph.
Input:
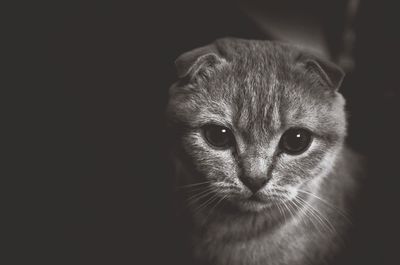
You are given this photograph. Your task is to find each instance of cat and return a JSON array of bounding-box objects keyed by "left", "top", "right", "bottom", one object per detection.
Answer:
[{"left": 166, "top": 38, "right": 361, "bottom": 265}]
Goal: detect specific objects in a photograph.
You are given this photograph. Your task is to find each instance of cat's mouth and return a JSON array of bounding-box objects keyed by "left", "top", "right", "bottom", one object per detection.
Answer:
[
  {"left": 231, "top": 192, "right": 279, "bottom": 212},
  {"left": 247, "top": 192, "right": 280, "bottom": 203},
  {"left": 248, "top": 193, "right": 265, "bottom": 202}
]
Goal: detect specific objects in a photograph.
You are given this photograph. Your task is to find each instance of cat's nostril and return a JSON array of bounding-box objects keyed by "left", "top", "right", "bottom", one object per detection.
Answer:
[{"left": 240, "top": 176, "right": 268, "bottom": 193}]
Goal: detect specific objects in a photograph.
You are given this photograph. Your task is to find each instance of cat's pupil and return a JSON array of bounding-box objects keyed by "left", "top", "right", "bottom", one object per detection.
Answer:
[
  {"left": 280, "top": 128, "right": 312, "bottom": 155},
  {"left": 203, "top": 125, "right": 234, "bottom": 149}
]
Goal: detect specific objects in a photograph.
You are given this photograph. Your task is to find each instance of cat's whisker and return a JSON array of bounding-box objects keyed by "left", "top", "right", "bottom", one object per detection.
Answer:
[
  {"left": 294, "top": 197, "right": 327, "bottom": 231},
  {"left": 296, "top": 189, "right": 352, "bottom": 224},
  {"left": 181, "top": 184, "right": 218, "bottom": 194},
  {"left": 205, "top": 194, "right": 228, "bottom": 220},
  {"left": 175, "top": 180, "right": 216, "bottom": 191},
  {"left": 269, "top": 186, "right": 328, "bottom": 232},
  {"left": 193, "top": 192, "right": 221, "bottom": 215},
  {"left": 280, "top": 199, "right": 294, "bottom": 221},
  {"left": 271, "top": 187, "right": 300, "bottom": 223},
  {"left": 270, "top": 191, "right": 285, "bottom": 223},
  {"left": 286, "top": 199, "right": 299, "bottom": 220},
  {"left": 186, "top": 188, "right": 217, "bottom": 206},
  {"left": 288, "top": 198, "right": 305, "bottom": 224},
  {"left": 296, "top": 196, "right": 336, "bottom": 235},
  {"left": 271, "top": 187, "right": 289, "bottom": 223},
  {"left": 271, "top": 187, "right": 351, "bottom": 228},
  {"left": 292, "top": 197, "right": 325, "bottom": 234},
  {"left": 273, "top": 200, "right": 284, "bottom": 222},
  {"left": 293, "top": 197, "right": 325, "bottom": 234}
]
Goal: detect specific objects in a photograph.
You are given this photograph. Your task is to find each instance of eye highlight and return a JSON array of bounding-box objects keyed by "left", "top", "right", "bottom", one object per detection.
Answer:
[
  {"left": 202, "top": 124, "right": 235, "bottom": 149},
  {"left": 279, "top": 128, "right": 313, "bottom": 155}
]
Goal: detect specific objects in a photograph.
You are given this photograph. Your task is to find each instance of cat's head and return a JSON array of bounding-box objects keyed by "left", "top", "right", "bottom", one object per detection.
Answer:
[{"left": 167, "top": 38, "right": 346, "bottom": 213}]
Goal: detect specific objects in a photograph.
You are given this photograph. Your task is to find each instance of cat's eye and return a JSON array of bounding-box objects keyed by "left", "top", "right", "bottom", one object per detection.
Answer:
[
  {"left": 203, "top": 124, "right": 235, "bottom": 149},
  {"left": 279, "top": 128, "right": 312, "bottom": 155}
]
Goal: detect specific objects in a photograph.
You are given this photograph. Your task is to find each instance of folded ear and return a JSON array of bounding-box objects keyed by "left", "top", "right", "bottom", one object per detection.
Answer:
[
  {"left": 298, "top": 54, "right": 345, "bottom": 91},
  {"left": 174, "top": 44, "right": 227, "bottom": 80}
]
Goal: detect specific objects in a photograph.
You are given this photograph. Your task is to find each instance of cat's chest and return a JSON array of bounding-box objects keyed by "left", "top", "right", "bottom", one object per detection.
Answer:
[
  {"left": 221, "top": 226, "right": 307, "bottom": 265},
  {"left": 193, "top": 210, "right": 331, "bottom": 265}
]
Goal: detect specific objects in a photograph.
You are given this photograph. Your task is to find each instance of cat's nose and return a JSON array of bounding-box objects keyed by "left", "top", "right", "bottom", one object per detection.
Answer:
[{"left": 240, "top": 176, "right": 268, "bottom": 193}]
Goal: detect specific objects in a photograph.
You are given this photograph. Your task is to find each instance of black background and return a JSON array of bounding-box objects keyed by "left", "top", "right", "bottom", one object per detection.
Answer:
[{"left": 17, "top": 0, "right": 399, "bottom": 264}]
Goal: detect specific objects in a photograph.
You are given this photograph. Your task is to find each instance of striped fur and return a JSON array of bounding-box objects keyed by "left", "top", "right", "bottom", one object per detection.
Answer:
[{"left": 167, "top": 38, "right": 360, "bottom": 265}]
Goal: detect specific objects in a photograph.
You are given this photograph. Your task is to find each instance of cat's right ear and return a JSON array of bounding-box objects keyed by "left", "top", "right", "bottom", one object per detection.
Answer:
[
  {"left": 174, "top": 44, "right": 227, "bottom": 80},
  {"left": 297, "top": 53, "right": 345, "bottom": 91}
]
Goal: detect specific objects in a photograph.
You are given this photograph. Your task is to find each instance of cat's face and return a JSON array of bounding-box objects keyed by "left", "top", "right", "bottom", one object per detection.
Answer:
[{"left": 168, "top": 39, "right": 346, "bottom": 213}]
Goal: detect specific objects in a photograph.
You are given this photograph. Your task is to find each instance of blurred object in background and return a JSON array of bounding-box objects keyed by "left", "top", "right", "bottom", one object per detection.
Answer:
[{"left": 241, "top": 0, "right": 359, "bottom": 73}]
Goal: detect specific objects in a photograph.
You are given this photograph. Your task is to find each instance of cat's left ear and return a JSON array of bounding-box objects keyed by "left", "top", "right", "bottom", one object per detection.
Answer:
[
  {"left": 174, "top": 44, "right": 227, "bottom": 80},
  {"left": 298, "top": 54, "right": 345, "bottom": 91}
]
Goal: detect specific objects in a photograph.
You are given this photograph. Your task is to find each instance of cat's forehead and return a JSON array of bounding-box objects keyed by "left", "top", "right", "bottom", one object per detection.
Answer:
[
  {"left": 169, "top": 39, "right": 345, "bottom": 144},
  {"left": 207, "top": 51, "right": 298, "bottom": 135},
  {"left": 201, "top": 46, "right": 338, "bottom": 142}
]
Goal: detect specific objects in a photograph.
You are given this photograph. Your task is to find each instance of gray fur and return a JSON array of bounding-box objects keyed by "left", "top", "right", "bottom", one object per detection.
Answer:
[{"left": 167, "top": 38, "right": 361, "bottom": 265}]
